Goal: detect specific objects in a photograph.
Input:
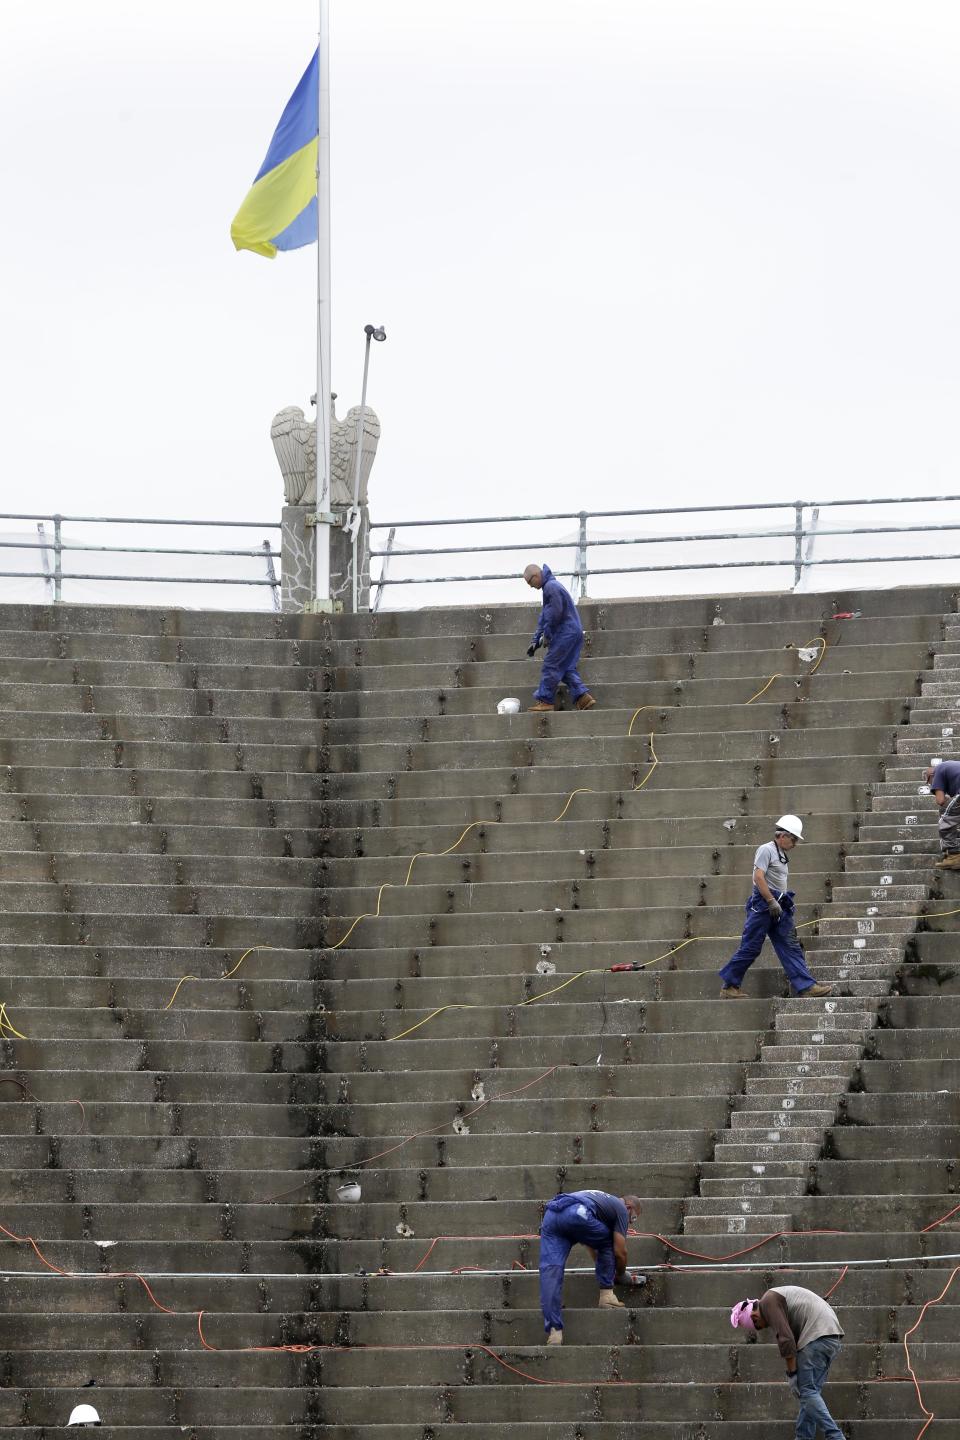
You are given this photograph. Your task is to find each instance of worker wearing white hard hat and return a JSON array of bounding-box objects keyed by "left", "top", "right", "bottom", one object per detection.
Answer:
[
  {"left": 67, "top": 1405, "right": 101, "bottom": 1427},
  {"left": 719, "top": 816, "right": 832, "bottom": 999}
]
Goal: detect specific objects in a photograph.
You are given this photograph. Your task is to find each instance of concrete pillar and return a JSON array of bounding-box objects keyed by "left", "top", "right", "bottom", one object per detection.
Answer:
[{"left": 281, "top": 504, "right": 370, "bottom": 613}]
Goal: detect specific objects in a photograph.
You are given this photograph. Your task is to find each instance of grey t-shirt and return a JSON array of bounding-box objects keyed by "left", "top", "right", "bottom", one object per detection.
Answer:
[
  {"left": 753, "top": 841, "right": 789, "bottom": 893},
  {"left": 769, "top": 1286, "right": 844, "bottom": 1349}
]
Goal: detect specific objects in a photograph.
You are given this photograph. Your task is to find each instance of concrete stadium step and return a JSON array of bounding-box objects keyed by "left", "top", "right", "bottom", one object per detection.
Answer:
[
  {"left": 9, "top": 1337, "right": 960, "bottom": 1386},
  {"left": 0, "top": 1425, "right": 946, "bottom": 1440},
  {"left": 0, "top": 1298, "right": 955, "bottom": 1345},
  {"left": 0, "top": 1094, "right": 732, "bottom": 1139},
  {"left": 0, "top": 1059, "right": 751, "bottom": 1103},
  {"left": 1, "top": 1380, "right": 958, "bottom": 1425},
  {"left": 0, "top": 939, "right": 800, "bottom": 984},
  {"left": 0, "top": 678, "right": 913, "bottom": 734},
  {"left": 0, "top": 608, "right": 936, "bottom": 660},
  {"left": 0, "top": 718, "right": 904, "bottom": 767},
  {"left": 1, "top": 1260, "right": 954, "bottom": 1308},
  {"left": 0, "top": 816, "right": 860, "bottom": 860},
  {"left": 3, "top": 587, "right": 952, "bottom": 633},
  {"left": 0, "top": 1162, "right": 698, "bottom": 1206},
  {"left": 0, "top": 870, "right": 853, "bottom": 915}
]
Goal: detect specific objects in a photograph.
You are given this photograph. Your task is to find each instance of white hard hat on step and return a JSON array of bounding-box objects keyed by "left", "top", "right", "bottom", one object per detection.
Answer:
[{"left": 67, "top": 1407, "right": 101, "bottom": 1427}]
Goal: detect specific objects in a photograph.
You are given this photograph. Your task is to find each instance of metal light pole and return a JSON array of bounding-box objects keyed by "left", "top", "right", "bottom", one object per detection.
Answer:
[{"left": 349, "top": 323, "right": 386, "bottom": 612}]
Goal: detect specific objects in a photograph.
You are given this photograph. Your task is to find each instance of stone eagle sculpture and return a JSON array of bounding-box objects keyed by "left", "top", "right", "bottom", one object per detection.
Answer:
[{"left": 271, "top": 396, "right": 380, "bottom": 508}]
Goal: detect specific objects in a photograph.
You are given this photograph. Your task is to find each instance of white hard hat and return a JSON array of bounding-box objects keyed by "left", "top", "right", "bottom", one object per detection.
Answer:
[
  {"left": 67, "top": 1406, "right": 101, "bottom": 1427},
  {"left": 775, "top": 814, "right": 804, "bottom": 840},
  {"left": 496, "top": 697, "right": 521, "bottom": 716}
]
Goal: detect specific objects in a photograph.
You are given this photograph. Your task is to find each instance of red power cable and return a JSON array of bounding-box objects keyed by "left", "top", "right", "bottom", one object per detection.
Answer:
[
  {"left": 0, "top": 1077, "right": 85, "bottom": 1133},
  {"left": 902, "top": 1266, "right": 960, "bottom": 1439},
  {"left": 265, "top": 1065, "right": 559, "bottom": 1203}
]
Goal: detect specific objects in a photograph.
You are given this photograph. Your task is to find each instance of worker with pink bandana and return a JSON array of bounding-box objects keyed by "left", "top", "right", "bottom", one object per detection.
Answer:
[{"left": 730, "top": 1287, "right": 844, "bottom": 1439}]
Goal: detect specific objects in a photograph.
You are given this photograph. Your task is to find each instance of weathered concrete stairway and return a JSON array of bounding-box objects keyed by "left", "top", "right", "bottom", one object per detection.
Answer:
[
  {"left": 0, "top": 589, "right": 958, "bottom": 1439},
  {"left": 687, "top": 627, "right": 953, "bottom": 1240}
]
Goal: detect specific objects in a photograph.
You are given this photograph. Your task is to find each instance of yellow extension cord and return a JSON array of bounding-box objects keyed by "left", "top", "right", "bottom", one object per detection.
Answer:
[
  {"left": 2, "top": 631, "right": 954, "bottom": 1037},
  {"left": 117, "top": 629, "right": 862, "bottom": 1024}
]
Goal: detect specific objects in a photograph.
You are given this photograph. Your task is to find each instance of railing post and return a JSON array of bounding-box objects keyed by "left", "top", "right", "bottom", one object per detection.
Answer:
[
  {"left": 261, "top": 538, "right": 281, "bottom": 613},
  {"left": 577, "top": 511, "right": 588, "bottom": 599},
  {"left": 792, "top": 501, "right": 804, "bottom": 589},
  {"left": 53, "top": 515, "right": 62, "bottom": 603},
  {"left": 372, "top": 526, "right": 396, "bottom": 613}
]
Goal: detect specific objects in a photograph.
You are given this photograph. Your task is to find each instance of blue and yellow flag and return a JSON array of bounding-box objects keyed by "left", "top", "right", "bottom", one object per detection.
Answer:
[{"left": 231, "top": 50, "right": 319, "bottom": 258}]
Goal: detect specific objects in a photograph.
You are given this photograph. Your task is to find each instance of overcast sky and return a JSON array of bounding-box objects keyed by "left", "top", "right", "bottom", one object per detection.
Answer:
[{"left": 2, "top": 0, "right": 960, "bottom": 596}]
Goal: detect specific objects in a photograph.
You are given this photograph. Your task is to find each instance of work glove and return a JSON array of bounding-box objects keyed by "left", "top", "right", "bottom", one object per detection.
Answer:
[
  {"left": 786, "top": 1373, "right": 799, "bottom": 1398},
  {"left": 526, "top": 639, "right": 542, "bottom": 658},
  {"left": 767, "top": 900, "right": 783, "bottom": 921}
]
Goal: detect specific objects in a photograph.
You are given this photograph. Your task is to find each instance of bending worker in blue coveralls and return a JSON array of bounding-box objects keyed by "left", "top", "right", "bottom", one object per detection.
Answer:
[
  {"left": 538, "top": 1190, "right": 645, "bottom": 1344},
  {"left": 719, "top": 815, "right": 832, "bottom": 999},
  {"left": 924, "top": 760, "right": 960, "bottom": 870},
  {"left": 523, "top": 563, "right": 596, "bottom": 712}
]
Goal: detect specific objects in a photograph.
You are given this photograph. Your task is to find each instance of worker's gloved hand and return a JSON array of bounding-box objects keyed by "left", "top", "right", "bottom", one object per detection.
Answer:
[
  {"left": 527, "top": 638, "right": 543, "bottom": 657},
  {"left": 786, "top": 1373, "right": 799, "bottom": 1398},
  {"left": 767, "top": 900, "right": 783, "bottom": 920}
]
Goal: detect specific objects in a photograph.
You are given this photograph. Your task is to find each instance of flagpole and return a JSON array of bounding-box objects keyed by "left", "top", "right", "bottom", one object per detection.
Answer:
[{"left": 313, "top": 0, "right": 333, "bottom": 606}]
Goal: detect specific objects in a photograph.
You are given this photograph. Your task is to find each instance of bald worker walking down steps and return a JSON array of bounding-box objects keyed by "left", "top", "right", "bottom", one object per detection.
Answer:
[
  {"left": 523, "top": 563, "right": 595, "bottom": 712},
  {"left": 719, "top": 815, "right": 832, "bottom": 998},
  {"left": 538, "top": 1190, "right": 645, "bottom": 1344},
  {"left": 731, "top": 1286, "right": 845, "bottom": 1439}
]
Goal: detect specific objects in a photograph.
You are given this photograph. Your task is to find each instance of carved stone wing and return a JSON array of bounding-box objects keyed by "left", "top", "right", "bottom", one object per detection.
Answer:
[
  {"left": 270, "top": 406, "right": 317, "bottom": 505},
  {"left": 330, "top": 398, "right": 381, "bottom": 509}
]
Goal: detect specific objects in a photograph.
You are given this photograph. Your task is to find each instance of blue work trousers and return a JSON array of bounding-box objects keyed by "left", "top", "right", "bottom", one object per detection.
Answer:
[
  {"left": 719, "top": 890, "right": 817, "bottom": 994},
  {"left": 794, "top": 1335, "right": 843, "bottom": 1439},
  {"left": 538, "top": 1196, "right": 615, "bottom": 1333},
  {"left": 534, "top": 627, "right": 588, "bottom": 704}
]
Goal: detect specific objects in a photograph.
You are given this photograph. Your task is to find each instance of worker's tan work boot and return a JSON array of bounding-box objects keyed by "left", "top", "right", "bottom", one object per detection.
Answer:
[
  {"left": 528, "top": 701, "right": 555, "bottom": 712},
  {"left": 546, "top": 1328, "right": 563, "bottom": 1345},
  {"left": 936, "top": 852, "right": 960, "bottom": 870},
  {"left": 794, "top": 982, "right": 833, "bottom": 997},
  {"left": 598, "top": 1289, "right": 624, "bottom": 1309},
  {"left": 720, "top": 985, "right": 743, "bottom": 998},
  {"left": 575, "top": 694, "right": 597, "bottom": 710}
]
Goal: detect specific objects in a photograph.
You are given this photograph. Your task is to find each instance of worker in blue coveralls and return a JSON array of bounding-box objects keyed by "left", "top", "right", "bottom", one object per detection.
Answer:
[
  {"left": 523, "top": 562, "right": 596, "bottom": 712},
  {"left": 719, "top": 815, "right": 832, "bottom": 999},
  {"left": 924, "top": 761, "right": 960, "bottom": 870},
  {"left": 538, "top": 1190, "right": 645, "bottom": 1344}
]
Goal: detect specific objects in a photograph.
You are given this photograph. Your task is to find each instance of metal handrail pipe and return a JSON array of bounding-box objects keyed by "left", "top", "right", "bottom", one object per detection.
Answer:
[
  {"left": 63, "top": 542, "right": 281, "bottom": 558},
  {"left": 369, "top": 540, "right": 579, "bottom": 558},
  {"left": 807, "top": 551, "right": 960, "bottom": 566},
  {"left": 368, "top": 499, "right": 803, "bottom": 530},
  {"left": 0, "top": 513, "right": 281, "bottom": 529},
  {"left": 810, "top": 493, "right": 960, "bottom": 508},
  {"left": 368, "top": 520, "right": 960, "bottom": 561},
  {"left": 377, "top": 556, "right": 794, "bottom": 585},
  {"left": 0, "top": 571, "right": 278, "bottom": 587},
  {"left": 369, "top": 528, "right": 801, "bottom": 559},
  {"left": 0, "top": 540, "right": 280, "bottom": 559}
]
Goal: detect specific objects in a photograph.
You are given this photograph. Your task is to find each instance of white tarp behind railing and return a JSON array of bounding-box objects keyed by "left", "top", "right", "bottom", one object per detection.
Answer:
[
  {"left": 369, "top": 497, "right": 960, "bottom": 610},
  {"left": 1, "top": 498, "right": 959, "bottom": 612},
  {"left": 0, "top": 522, "right": 280, "bottom": 611}
]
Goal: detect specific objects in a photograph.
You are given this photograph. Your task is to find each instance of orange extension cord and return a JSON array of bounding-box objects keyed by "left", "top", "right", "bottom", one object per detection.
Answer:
[{"left": 1, "top": 1163, "right": 959, "bottom": 1432}]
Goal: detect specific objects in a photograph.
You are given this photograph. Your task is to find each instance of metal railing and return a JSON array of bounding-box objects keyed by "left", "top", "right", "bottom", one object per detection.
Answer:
[
  {"left": 0, "top": 513, "right": 282, "bottom": 607},
  {"left": 1, "top": 496, "right": 958, "bottom": 612},
  {"left": 369, "top": 495, "right": 960, "bottom": 601}
]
